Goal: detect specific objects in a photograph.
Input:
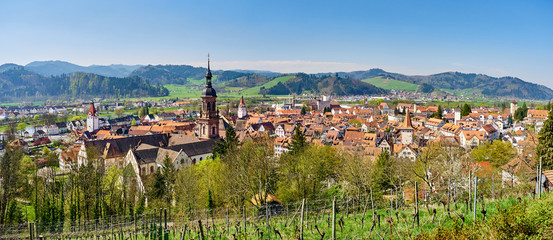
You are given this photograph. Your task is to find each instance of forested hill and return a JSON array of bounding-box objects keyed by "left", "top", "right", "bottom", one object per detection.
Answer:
[
  {"left": 129, "top": 64, "right": 262, "bottom": 85},
  {"left": 2, "top": 61, "right": 552, "bottom": 100},
  {"left": 25, "top": 60, "right": 142, "bottom": 78},
  {"left": 260, "top": 73, "right": 388, "bottom": 96},
  {"left": 394, "top": 71, "right": 553, "bottom": 100},
  {"left": 0, "top": 66, "right": 168, "bottom": 101},
  {"left": 340, "top": 69, "right": 553, "bottom": 100}
]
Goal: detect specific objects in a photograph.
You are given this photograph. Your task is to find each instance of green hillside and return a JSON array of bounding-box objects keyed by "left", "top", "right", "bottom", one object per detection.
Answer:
[
  {"left": 361, "top": 76, "right": 419, "bottom": 92},
  {"left": 240, "top": 75, "right": 295, "bottom": 96},
  {"left": 0, "top": 68, "right": 168, "bottom": 102},
  {"left": 164, "top": 84, "right": 202, "bottom": 98}
]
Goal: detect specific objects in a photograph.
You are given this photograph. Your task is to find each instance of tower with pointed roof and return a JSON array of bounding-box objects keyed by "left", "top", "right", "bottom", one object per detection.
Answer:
[
  {"left": 198, "top": 56, "right": 220, "bottom": 139},
  {"left": 510, "top": 100, "right": 518, "bottom": 116},
  {"left": 399, "top": 109, "right": 414, "bottom": 145},
  {"left": 238, "top": 96, "right": 248, "bottom": 119},
  {"left": 87, "top": 102, "right": 99, "bottom": 132}
]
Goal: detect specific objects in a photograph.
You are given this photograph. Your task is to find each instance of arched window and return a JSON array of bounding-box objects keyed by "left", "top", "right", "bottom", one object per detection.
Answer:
[
  {"left": 150, "top": 166, "right": 154, "bottom": 173},
  {"left": 212, "top": 126, "right": 216, "bottom": 135}
]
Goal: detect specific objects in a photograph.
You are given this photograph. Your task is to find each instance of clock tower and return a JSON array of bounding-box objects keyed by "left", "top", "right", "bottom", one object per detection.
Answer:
[{"left": 198, "top": 57, "right": 220, "bottom": 139}]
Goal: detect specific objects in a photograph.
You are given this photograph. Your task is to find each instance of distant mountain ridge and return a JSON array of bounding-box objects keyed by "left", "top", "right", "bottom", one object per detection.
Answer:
[
  {"left": 0, "top": 65, "right": 167, "bottom": 102},
  {"left": 1, "top": 61, "right": 552, "bottom": 100},
  {"left": 25, "top": 60, "right": 142, "bottom": 77},
  {"left": 343, "top": 70, "right": 553, "bottom": 100},
  {"left": 130, "top": 65, "right": 388, "bottom": 96},
  {"left": 259, "top": 73, "right": 387, "bottom": 96}
]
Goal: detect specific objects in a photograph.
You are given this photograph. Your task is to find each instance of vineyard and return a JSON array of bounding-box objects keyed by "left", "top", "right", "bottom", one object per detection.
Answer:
[{"left": 1, "top": 185, "right": 545, "bottom": 240}]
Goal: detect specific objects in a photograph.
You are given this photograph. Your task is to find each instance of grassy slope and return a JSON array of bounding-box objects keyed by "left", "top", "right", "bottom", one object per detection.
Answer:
[
  {"left": 164, "top": 84, "right": 202, "bottom": 98},
  {"left": 128, "top": 76, "right": 295, "bottom": 101},
  {"left": 361, "top": 76, "right": 419, "bottom": 92},
  {"left": 228, "top": 75, "right": 295, "bottom": 97}
]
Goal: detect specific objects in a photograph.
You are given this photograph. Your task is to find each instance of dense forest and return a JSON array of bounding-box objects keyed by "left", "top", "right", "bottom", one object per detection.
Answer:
[
  {"left": 0, "top": 67, "right": 168, "bottom": 101},
  {"left": 129, "top": 64, "right": 256, "bottom": 85},
  {"left": 261, "top": 73, "right": 388, "bottom": 96},
  {"left": 357, "top": 70, "right": 553, "bottom": 99}
]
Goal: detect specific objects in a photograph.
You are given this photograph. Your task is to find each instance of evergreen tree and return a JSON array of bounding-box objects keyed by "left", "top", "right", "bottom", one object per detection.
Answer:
[
  {"left": 162, "top": 154, "right": 177, "bottom": 210},
  {"left": 206, "top": 189, "right": 214, "bottom": 218},
  {"left": 135, "top": 195, "right": 145, "bottom": 215},
  {"left": 213, "top": 125, "right": 239, "bottom": 158},
  {"left": 289, "top": 126, "right": 306, "bottom": 155},
  {"left": 372, "top": 151, "right": 397, "bottom": 193},
  {"left": 461, "top": 104, "right": 471, "bottom": 117},
  {"left": 514, "top": 102, "right": 528, "bottom": 121},
  {"left": 149, "top": 169, "right": 166, "bottom": 200},
  {"left": 301, "top": 105, "right": 307, "bottom": 115},
  {"left": 206, "top": 189, "right": 214, "bottom": 210},
  {"left": 436, "top": 105, "right": 443, "bottom": 119},
  {"left": 537, "top": 110, "right": 553, "bottom": 169},
  {"left": 5, "top": 199, "right": 24, "bottom": 224}
]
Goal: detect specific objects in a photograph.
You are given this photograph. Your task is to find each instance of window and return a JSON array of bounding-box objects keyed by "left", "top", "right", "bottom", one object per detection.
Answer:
[{"left": 150, "top": 166, "right": 154, "bottom": 173}]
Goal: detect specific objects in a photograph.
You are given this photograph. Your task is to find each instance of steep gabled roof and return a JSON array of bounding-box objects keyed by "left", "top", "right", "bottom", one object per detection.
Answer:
[
  {"left": 85, "top": 134, "right": 169, "bottom": 159},
  {"left": 88, "top": 103, "right": 97, "bottom": 116},
  {"left": 398, "top": 110, "right": 414, "bottom": 130},
  {"left": 239, "top": 96, "right": 245, "bottom": 106},
  {"left": 166, "top": 139, "right": 216, "bottom": 157}
]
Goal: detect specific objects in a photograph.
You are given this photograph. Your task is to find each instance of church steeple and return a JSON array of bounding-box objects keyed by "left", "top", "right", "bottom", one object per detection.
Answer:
[
  {"left": 198, "top": 55, "right": 219, "bottom": 139},
  {"left": 205, "top": 54, "right": 212, "bottom": 87},
  {"left": 201, "top": 54, "right": 217, "bottom": 98}
]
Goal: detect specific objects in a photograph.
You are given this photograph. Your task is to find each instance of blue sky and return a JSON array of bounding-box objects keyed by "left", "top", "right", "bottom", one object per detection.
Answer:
[{"left": 1, "top": 0, "right": 552, "bottom": 88}]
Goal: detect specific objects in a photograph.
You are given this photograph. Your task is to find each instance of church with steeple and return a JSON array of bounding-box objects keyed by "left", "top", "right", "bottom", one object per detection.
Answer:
[
  {"left": 197, "top": 57, "right": 220, "bottom": 139},
  {"left": 397, "top": 109, "right": 414, "bottom": 145},
  {"left": 237, "top": 96, "right": 248, "bottom": 119},
  {"left": 86, "top": 102, "right": 99, "bottom": 132}
]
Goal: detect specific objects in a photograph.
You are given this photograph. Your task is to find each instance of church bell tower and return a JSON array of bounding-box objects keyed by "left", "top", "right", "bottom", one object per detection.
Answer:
[{"left": 198, "top": 56, "right": 220, "bottom": 139}]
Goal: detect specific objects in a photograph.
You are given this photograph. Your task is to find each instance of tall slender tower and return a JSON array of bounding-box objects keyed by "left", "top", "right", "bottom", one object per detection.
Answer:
[
  {"left": 399, "top": 109, "right": 414, "bottom": 145},
  {"left": 237, "top": 96, "right": 248, "bottom": 119},
  {"left": 198, "top": 56, "right": 220, "bottom": 139},
  {"left": 87, "top": 102, "right": 99, "bottom": 132}
]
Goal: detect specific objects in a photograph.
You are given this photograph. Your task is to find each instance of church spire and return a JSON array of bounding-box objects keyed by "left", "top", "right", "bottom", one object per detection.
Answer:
[
  {"left": 205, "top": 54, "right": 212, "bottom": 87},
  {"left": 402, "top": 109, "right": 413, "bottom": 129}
]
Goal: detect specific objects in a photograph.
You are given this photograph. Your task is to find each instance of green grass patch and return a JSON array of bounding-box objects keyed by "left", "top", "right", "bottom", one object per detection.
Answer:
[
  {"left": 164, "top": 84, "right": 202, "bottom": 98},
  {"left": 240, "top": 75, "right": 295, "bottom": 96},
  {"left": 361, "top": 77, "right": 419, "bottom": 92}
]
